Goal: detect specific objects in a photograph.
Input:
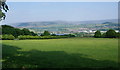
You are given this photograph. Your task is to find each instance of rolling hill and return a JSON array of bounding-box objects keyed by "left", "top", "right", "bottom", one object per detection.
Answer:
[{"left": 9, "top": 19, "right": 118, "bottom": 33}]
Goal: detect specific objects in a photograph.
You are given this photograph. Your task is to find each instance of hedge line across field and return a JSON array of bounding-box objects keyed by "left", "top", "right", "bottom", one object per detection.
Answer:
[{"left": 0, "top": 35, "right": 73, "bottom": 40}]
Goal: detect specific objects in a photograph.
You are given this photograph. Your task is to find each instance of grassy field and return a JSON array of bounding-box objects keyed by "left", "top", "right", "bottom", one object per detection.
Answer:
[{"left": 1, "top": 38, "right": 119, "bottom": 68}]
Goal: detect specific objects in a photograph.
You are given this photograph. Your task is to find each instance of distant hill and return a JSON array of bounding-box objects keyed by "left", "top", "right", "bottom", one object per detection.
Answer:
[
  {"left": 78, "top": 19, "right": 118, "bottom": 24},
  {"left": 9, "top": 19, "right": 118, "bottom": 33}
]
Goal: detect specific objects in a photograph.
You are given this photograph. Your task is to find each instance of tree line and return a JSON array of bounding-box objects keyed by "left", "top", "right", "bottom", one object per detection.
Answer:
[
  {"left": 94, "top": 29, "right": 120, "bottom": 38},
  {"left": 1, "top": 25, "right": 37, "bottom": 38},
  {"left": 0, "top": 25, "right": 75, "bottom": 40},
  {"left": 1, "top": 25, "right": 119, "bottom": 40}
]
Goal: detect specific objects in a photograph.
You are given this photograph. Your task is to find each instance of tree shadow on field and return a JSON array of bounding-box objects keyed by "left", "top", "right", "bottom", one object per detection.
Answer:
[{"left": 2, "top": 44, "right": 119, "bottom": 69}]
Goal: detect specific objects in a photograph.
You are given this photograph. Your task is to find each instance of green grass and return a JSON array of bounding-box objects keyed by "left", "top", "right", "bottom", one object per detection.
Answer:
[{"left": 1, "top": 38, "right": 119, "bottom": 68}]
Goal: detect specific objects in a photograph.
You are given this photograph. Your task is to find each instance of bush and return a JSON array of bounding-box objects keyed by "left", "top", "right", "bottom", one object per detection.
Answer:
[
  {"left": 105, "top": 29, "right": 117, "bottom": 38},
  {"left": 0, "top": 35, "right": 2, "bottom": 40},
  {"left": 42, "top": 31, "right": 50, "bottom": 36},
  {"left": 2, "top": 34, "right": 15, "bottom": 40},
  {"left": 94, "top": 30, "right": 102, "bottom": 38},
  {"left": 18, "top": 35, "right": 40, "bottom": 39},
  {"left": 18, "top": 35, "right": 69, "bottom": 40}
]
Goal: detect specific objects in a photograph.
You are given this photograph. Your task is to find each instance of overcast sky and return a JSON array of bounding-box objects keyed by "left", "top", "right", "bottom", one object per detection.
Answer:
[{"left": 2, "top": 2, "right": 118, "bottom": 24}]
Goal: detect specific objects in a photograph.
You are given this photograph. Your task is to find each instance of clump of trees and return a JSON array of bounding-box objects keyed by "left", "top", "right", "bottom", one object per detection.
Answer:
[
  {"left": 105, "top": 29, "right": 117, "bottom": 38},
  {"left": 41, "top": 31, "right": 50, "bottom": 36},
  {"left": 94, "top": 29, "right": 120, "bottom": 38},
  {"left": 1, "top": 25, "right": 37, "bottom": 39},
  {"left": 94, "top": 30, "right": 102, "bottom": 38}
]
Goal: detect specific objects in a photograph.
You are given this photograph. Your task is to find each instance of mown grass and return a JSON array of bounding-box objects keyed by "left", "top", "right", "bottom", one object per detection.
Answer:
[{"left": 1, "top": 38, "right": 119, "bottom": 68}]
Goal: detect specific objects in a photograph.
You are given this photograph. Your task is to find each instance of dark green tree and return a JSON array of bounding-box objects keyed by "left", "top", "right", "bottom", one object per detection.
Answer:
[
  {"left": 30, "top": 31, "right": 37, "bottom": 36},
  {"left": 115, "top": 32, "right": 120, "bottom": 38},
  {"left": 22, "top": 28, "right": 31, "bottom": 35},
  {"left": 43, "top": 31, "right": 50, "bottom": 36},
  {"left": 94, "top": 30, "right": 102, "bottom": 38},
  {"left": 101, "top": 33, "right": 106, "bottom": 38},
  {"left": 105, "top": 29, "right": 117, "bottom": 38}
]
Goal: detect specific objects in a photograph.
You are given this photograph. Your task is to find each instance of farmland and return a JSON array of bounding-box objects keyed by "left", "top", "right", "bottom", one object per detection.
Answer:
[{"left": 1, "top": 38, "right": 119, "bottom": 68}]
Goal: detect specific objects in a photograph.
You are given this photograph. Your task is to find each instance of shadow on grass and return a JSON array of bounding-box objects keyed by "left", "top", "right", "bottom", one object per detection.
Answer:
[{"left": 2, "top": 44, "right": 119, "bottom": 69}]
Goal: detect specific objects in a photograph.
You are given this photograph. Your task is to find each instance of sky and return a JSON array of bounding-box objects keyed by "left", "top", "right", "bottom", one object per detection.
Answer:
[{"left": 2, "top": 2, "right": 118, "bottom": 24}]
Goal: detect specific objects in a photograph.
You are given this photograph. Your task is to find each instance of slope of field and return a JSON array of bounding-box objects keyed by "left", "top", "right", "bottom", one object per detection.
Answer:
[{"left": 1, "top": 38, "right": 118, "bottom": 68}]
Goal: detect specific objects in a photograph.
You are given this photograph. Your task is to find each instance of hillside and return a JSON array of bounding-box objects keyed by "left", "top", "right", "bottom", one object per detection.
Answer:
[
  {"left": 1, "top": 25, "right": 37, "bottom": 37},
  {"left": 9, "top": 19, "right": 118, "bottom": 33}
]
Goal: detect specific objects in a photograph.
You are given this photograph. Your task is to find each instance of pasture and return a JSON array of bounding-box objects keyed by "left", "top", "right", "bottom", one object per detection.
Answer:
[{"left": 1, "top": 38, "right": 119, "bottom": 68}]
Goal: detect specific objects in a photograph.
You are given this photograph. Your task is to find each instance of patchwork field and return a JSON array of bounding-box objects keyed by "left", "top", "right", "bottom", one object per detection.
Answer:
[{"left": 1, "top": 38, "right": 119, "bottom": 68}]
